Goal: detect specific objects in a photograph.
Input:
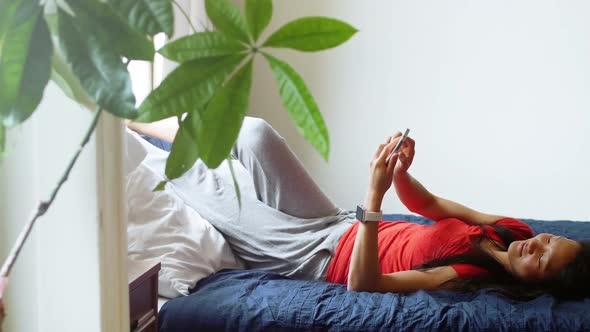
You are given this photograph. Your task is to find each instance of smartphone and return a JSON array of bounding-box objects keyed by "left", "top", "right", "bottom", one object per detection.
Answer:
[{"left": 386, "top": 128, "right": 410, "bottom": 164}]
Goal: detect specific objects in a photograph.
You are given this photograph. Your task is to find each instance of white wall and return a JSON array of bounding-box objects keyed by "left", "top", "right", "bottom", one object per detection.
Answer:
[
  {"left": 234, "top": 0, "right": 590, "bottom": 221},
  {"left": 0, "top": 83, "right": 101, "bottom": 331},
  {"left": 0, "top": 119, "right": 39, "bottom": 332}
]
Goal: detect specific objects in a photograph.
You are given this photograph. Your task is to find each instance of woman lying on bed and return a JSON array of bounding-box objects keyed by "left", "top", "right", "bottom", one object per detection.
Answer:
[{"left": 129, "top": 117, "right": 590, "bottom": 301}]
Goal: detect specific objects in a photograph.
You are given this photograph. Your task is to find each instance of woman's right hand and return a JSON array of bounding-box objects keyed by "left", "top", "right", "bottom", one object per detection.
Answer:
[{"left": 365, "top": 134, "right": 402, "bottom": 206}]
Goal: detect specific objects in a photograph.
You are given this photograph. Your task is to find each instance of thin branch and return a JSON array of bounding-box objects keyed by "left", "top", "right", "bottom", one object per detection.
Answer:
[
  {"left": 171, "top": 0, "right": 198, "bottom": 34},
  {"left": 0, "top": 108, "right": 103, "bottom": 279},
  {"left": 198, "top": 19, "right": 213, "bottom": 32}
]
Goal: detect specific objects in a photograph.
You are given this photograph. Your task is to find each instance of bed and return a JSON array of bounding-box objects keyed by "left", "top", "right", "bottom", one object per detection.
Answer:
[
  {"left": 158, "top": 214, "right": 590, "bottom": 332},
  {"left": 126, "top": 134, "right": 590, "bottom": 331}
]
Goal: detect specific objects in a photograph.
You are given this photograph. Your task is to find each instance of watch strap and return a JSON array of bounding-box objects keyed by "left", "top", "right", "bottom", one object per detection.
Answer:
[
  {"left": 364, "top": 210, "right": 383, "bottom": 221},
  {"left": 356, "top": 205, "right": 383, "bottom": 223}
]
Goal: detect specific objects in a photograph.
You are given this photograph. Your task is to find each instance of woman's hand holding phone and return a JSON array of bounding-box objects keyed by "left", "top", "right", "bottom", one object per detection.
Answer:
[
  {"left": 366, "top": 132, "right": 403, "bottom": 207},
  {"left": 385, "top": 129, "right": 410, "bottom": 164},
  {"left": 366, "top": 129, "right": 415, "bottom": 208}
]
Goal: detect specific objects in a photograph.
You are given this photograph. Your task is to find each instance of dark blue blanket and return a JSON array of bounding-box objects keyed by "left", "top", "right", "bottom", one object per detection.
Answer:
[{"left": 159, "top": 214, "right": 590, "bottom": 332}]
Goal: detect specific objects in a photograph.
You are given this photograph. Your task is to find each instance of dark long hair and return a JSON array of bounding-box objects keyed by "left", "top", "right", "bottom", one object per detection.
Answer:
[{"left": 413, "top": 225, "right": 590, "bottom": 301}]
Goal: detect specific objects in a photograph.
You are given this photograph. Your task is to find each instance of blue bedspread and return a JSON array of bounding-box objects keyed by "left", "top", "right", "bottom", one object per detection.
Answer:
[{"left": 159, "top": 215, "right": 590, "bottom": 332}]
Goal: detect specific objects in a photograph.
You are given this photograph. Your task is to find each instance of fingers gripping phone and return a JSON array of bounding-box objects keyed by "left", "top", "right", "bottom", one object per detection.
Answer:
[{"left": 385, "top": 128, "right": 410, "bottom": 164}]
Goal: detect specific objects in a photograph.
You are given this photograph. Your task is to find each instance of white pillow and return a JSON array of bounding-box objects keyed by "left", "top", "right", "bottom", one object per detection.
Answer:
[
  {"left": 124, "top": 128, "right": 147, "bottom": 176},
  {"left": 126, "top": 160, "right": 244, "bottom": 298}
]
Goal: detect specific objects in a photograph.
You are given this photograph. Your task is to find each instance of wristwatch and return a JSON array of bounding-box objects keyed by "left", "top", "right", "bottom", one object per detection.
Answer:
[{"left": 356, "top": 205, "right": 383, "bottom": 223}]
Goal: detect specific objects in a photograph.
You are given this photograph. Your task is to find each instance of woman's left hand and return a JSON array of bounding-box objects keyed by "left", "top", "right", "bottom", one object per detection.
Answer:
[{"left": 366, "top": 133, "right": 402, "bottom": 204}]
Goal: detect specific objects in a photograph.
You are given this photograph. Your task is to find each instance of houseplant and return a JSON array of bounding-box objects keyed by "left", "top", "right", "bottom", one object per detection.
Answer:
[{"left": 0, "top": 0, "right": 357, "bottom": 324}]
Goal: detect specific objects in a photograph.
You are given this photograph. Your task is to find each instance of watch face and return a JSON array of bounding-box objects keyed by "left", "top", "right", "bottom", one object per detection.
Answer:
[{"left": 355, "top": 205, "right": 364, "bottom": 222}]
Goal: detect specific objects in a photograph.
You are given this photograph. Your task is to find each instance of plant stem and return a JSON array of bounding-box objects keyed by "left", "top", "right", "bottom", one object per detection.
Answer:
[
  {"left": 0, "top": 108, "right": 103, "bottom": 279},
  {"left": 171, "top": 0, "right": 198, "bottom": 34},
  {"left": 198, "top": 19, "right": 212, "bottom": 32}
]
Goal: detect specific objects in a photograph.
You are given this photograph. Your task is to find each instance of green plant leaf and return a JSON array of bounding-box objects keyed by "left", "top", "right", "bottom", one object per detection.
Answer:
[
  {"left": 57, "top": 7, "right": 137, "bottom": 118},
  {"left": 263, "top": 53, "right": 329, "bottom": 160},
  {"left": 0, "top": 1, "right": 14, "bottom": 31},
  {"left": 0, "top": 1, "right": 21, "bottom": 50},
  {"left": 165, "top": 60, "right": 252, "bottom": 180},
  {"left": 2, "top": 13, "right": 53, "bottom": 127},
  {"left": 64, "top": 0, "right": 154, "bottom": 61},
  {"left": 199, "top": 59, "right": 252, "bottom": 168},
  {"left": 227, "top": 156, "right": 242, "bottom": 209},
  {"left": 106, "top": 0, "right": 173, "bottom": 37},
  {"left": 245, "top": 0, "right": 272, "bottom": 42},
  {"left": 165, "top": 114, "right": 201, "bottom": 180},
  {"left": 136, "top": 55, "right": 244, "bottom": 122},
  {"left": 159, "top": 32, "right": 246, "bottom": 62},
  {"left": 205, "top": 0, "right": 251, "bottom": 44},
  {"left": 44, "top": 0, "right": 98, "bottom": 111},
  {"left": 263, "top": 17, "right": 358, "bottom": 52},
  {"left": 50, "top": 50, "right": 96, "bottom": 111},
  {"left": 44, "top": 0, "right": 74, "bottom": 33},
  {"left": 0, "top": 0, "right": 40, "bottom": 121},
  {"left": 153, "top": 180, "right": 168, "bottom": 192},
  {"left": 0, "top": 123, "right": 5, "bottom": 157}
]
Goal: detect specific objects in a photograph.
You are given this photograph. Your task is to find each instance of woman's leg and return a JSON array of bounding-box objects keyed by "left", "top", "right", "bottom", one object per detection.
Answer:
[
  {"left": 231, "top": 117, "right": 345, "bottom": 219},
  {"left": 140, "top": 124, "right": 354, "bottom": 281}
]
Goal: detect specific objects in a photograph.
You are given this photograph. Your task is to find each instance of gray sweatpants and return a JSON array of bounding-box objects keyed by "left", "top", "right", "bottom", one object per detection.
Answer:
[{"left": 150, "top": 117, "right": 355, "bottom": 281}]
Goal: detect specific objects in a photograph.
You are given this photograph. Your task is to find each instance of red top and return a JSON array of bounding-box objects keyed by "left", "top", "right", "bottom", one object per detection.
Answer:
[{"left": 325, "top": 218, "right": 533, "bottom": 284}]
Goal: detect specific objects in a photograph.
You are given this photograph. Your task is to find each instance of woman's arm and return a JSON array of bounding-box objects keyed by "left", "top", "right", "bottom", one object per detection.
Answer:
[
  {"left": 347, "top": 190, "right": 458, "bottom": 292},
  {"left": 347, "top": 191, "right": 385, "bottom": 291},
  {"left": 392, "top": 137, "right": 505, "bottom": 225},
  {"left": 347, "top": 134, "right": 457, "bottom": 292},
  {"left": 394, "top": 172, "right": 505, "bottom": 225},
  {"left": 421, "top": 196, "right": 506, "bottom": 225},
  {"left": 357, "top": 267, "right": 458, "bottom": 293},
  {"left": 126, "top": 117, "right": 179, "bottom": 143}
]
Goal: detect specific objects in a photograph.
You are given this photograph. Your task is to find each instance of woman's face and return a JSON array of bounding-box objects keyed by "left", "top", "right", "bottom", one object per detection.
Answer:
[{"left": 507, "top": 233, "right": 581, "bottom": 281}]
